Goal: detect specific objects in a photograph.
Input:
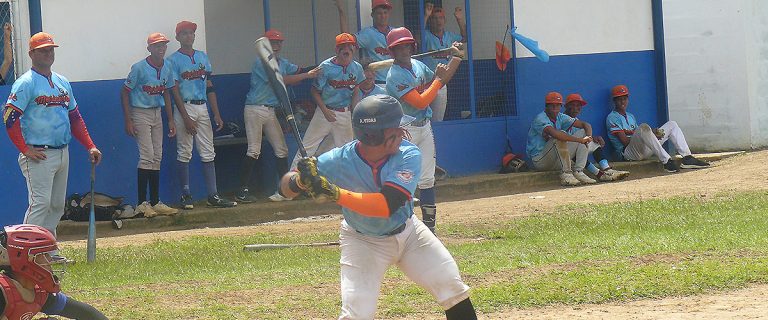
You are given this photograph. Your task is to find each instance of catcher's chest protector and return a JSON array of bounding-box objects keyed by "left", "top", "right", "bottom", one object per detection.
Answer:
[{"left": 0, "top": 276, "right": 48, "bottom": 320}]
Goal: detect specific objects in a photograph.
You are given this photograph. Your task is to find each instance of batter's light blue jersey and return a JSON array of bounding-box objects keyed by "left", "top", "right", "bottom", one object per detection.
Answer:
[
  {"left": 167, "top": 49, "right": 211, "bottom": 101},
  {"left": 526, "top": 111, "right": 576, "bottom": 158},
  {"left": 357, "top": 26, "right": 392, "bottom": 82},
  {"left": 314, "top": 58, "right": 364, "bottom": 108},
  {"left": 6, "top": 69, "right": 78, "bottom": 147},
  {"left": 421, "top": 30, "right": 463, "bottom": 71},
  {"left": 606, "top": 110, "right": 638, "bottom": 159},
  {"left": 245, "top": 56, "right": 299, "bottom": 106},
  {"left": 317, "top": 140, "right": 421, "bottom": 237},
  {"left": 386, "top": 59, "right": 435, "bottom": 120},
  {"left": 124, "top": 58, "right": 175, "bottom": 108},
  {"left": 360, "top": 84, "right": 387, "bottom": 99}
]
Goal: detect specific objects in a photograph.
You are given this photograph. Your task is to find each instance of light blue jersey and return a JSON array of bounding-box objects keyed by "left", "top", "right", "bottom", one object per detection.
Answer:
[
  {"left": 124, "top": 58, "right": 175, "bottom": 108},
  {"left": 167, "top": 49, "right": 211, "bottom": 101},
  {"left": 606, "top": 110, "right": 638, "bottom": 159},
  {"left": 5, "top": 69, "right": 77, "bottom": 147},
  {"left": 421, "top": 30, "right": 463, "bottom": 71},
  {"left": 361, "top": 84, "right": 387, "bottom": 99},
  {"left": 526, "top": 111, "right": 576, "bottom": 158},
  {"left": 357, "top": 26, "right": 392, "bottom": 82},
  {"left": 314, "top": 57, "right": 364, "bottom": 108},
  {"left": 386, "top": 59, "right": 435, "bottom": 120},
  {"left": 245, "top": 56, "right": 299, "bottom": 106},
  {"left": 317, "top": 140, "right": 421, "bottom": 237}
]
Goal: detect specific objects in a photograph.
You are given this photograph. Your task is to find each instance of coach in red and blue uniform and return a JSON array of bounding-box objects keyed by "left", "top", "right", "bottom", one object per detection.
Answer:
[{"left": 3, "top": 32, "right": 102, "bottom": 237}]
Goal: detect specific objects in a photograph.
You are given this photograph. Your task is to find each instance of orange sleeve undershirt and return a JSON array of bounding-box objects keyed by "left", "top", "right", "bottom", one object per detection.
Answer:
[
  {"left": 400, "top": 79, "right": 443, "bottom": 109},
  {"left": 336, "top": 189, "right": 390, "bottom": 218}
]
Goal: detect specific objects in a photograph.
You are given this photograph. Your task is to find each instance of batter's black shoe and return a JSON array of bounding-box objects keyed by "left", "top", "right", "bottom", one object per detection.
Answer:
[
  {"left": 236, "top": 188, "right": 258, "bottom": 203},
  {"left": 207, "top": 194, "right": 237, "bottom": 208},
  {"left": 663, "top": 160, "right": 679, "bottom": 173},
  {"left": 680, "top": 155, "right": 710, "bottom": 169},
  {"left": 180, "top": 194, "right": 194, "bottom": 210}
]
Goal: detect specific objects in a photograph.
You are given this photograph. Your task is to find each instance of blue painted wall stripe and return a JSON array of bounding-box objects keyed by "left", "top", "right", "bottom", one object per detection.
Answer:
[
  {"left": 263, "top": 0, "right": 271, "bottom": 30},
  {"left": 28, "top": 0, "right": 42, "bottom": 34},
  {"left": 651, "top": 0, "right": 669, "bottom": 124}
]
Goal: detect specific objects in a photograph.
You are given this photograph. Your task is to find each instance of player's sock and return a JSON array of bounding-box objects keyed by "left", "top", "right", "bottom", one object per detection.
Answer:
[
  {"left": 202, "top": 161, "right": 219, "bottom": 196},
  {"left": 593, "top": 147, "right": 610, "bottom": 170},
  {"left": 445, "top": 298, "right": 477, "bottom": 320},
  {"left": 276, "top": 157, "right": 289, "bottom": 178},
  {"left": 178, "top": 160, "right": 191, "bottom": 195},
  {"left": 149, "top": 170, "right": 160, "bottom": 206},
  {"left": 137, "top": 168, "right": 149, "bottom": 204},
  {"left": 419, "top": 188, "right": 437, "bottom": 234},
  {"left": 239, "top": 155, "right": 257, "bottom": 189},
  {"left": 598, "top": 159, "right": 610, "bottom": 170},
  {"left": 586, "top": 162, "right": 599, "bottom": 175}
]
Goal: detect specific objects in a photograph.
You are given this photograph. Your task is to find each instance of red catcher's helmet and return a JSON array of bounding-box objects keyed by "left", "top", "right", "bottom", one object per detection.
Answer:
[
  {"left": 2, "top": 224, "right": 63, "bottom": 292},
  {"left": 386, "top": 27, "right": 416, "bottom": 49}
]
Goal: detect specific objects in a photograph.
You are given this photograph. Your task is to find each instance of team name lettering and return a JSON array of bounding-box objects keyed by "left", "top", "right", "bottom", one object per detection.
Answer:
[
  {"left": 329, "top": 76, "right": 358, "bottom": 89},
  {"left": 181, "top": 66, "right": 206, "bottom": 81},
  {"left": 34, "top": 94, "right": 70, "bottom": 107},
  {"left": 142, "top": 84, "right": 166, "bottom": 95}
]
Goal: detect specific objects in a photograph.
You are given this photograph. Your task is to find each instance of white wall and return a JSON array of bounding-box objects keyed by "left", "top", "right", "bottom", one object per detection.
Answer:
[
  {"left": 203, "top": 0, "right": 264, "bottom": 75},
  {"left": 40, "top": 0, "right": 205, "bottom": 82},
  {"left": 746, "top": 0, "right": 768, "bottom": 147}
]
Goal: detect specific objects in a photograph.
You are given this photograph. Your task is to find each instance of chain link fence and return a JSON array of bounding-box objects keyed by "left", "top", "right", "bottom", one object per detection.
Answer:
[{"left": 0, "top": 0, "right": 16, "bottom": 85}]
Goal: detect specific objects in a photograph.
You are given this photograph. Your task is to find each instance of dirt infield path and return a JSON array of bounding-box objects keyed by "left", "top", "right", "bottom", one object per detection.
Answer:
[{"left": 60, "top": 150, "right": 768, "bottom": 318}]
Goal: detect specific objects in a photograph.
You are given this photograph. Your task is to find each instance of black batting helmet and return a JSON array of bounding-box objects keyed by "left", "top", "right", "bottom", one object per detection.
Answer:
[{"left": 352, "top": 94, "right": 414, "bottom": 146}]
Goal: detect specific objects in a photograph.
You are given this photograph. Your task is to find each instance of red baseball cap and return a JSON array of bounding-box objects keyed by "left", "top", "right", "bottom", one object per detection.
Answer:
[
  {"left": 175, "top": 21, "right": 197, "bottom": 35},
  {"left": 147, "top": 33, "right": 170, "bottom": 45},
  {"left": 545, "top": 92, "right": 563, "bottom": 104},
  {"left": 335, "top": 33, "right": 357, "bottom": 47},
  {"left": 264, "top": 29, "right": 284, "bottom": 41},
  {"left": 612, "top": 85, "right": 629, "bottom": 98},
  {"left": 372, "top": 0, "right": 393, "bottom": 10},
  {"left": 29, "top": 32, "right": 58, "bottom": 51},
  {"left": 565, "top": 93, "right": 587, "bottom": 106}
]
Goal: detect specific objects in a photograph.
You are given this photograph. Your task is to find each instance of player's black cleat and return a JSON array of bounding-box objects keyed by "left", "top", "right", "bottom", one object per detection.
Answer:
[
  {"left": 663, "top": 160, "right": 679, "bottom": 173},
  {"left": 207, "top": 194, "right": 237, "bottom": 208},
  {"left": 180, "top": 194, "right": 194, "bottom": 210},
  {"left": 236, "top": 188, "right": 257, "bottom": 203},
  {"left": 680, "top": 155, "right": 710, "bottom": 169}
]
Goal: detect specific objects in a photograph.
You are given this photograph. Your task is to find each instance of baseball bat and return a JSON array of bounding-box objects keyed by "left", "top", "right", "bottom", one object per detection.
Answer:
[
  {"left": 254, "top": 37, "right": 307, "bottom": 157},
  {"left": 368, "top": 44, "right": 464, "bottom": 72},
  {"left": 86, "top": 162, "right": 96, "bottom": 263},
  {"left": 243, "top": 241, "right": 340, "bottom": 252}
]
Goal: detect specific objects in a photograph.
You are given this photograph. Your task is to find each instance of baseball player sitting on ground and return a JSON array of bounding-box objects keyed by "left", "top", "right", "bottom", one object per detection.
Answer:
[
  {"left": 279, "top": 95, "right": 477, "bottom": 320},
  {"left": 385, "top": 27, "right": 458, "bottom": 234},
  {"left": 288, "top": 33, "right": 363, "bottom": 171},
  {"left": 236, "top": 29, "right": 321, "bottom": 203},
  {"left": 168, "top": 21, "right": 236, "bottom": 209},
  {"left": 526, "top": 92, "right": 597, "bottom": 186},
  {"left": 423, "top": 4, "right": 466, "bottom": 122},
  {"left": 336, "top": 0, "right": 396, "bottom": 87},
  {"left": 563, "top": 93, "right": 629, "bottom": 182},
  {"left": 120, "top": 32, "right": 179, "bottom": 218},
  {"left": 0, "top": 224, "right": 107, "bottom": 319},
  {"left": 606, "top": 85, "right": 710, "bottom": 173}
]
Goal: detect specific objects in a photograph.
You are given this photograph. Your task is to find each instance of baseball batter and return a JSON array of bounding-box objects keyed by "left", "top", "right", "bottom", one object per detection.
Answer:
[
  {"left": 423, "top": 5, "right": 466, "bottom": 122},
  {"left": 3, "top": 32, "right": 102, "bottom": 237},
  {"left": 385, "top": 27, "right": 457, "bottom": 234},
  {"left": 606, "top": 85, "right": 710, "bottom": 172},
  {"left": 237, "top": 29, "right": 321, "bottom": 203},
  {"left": 289, "top": 33, "right": 363, "bottom": 170},
  {"left": 279, "top": 95, "right": 477, "bottom": 320},
  {"left": 336, "top": 0, "right": 396, "bottom": 86},
  {"left": 167, "top": 20, "right": 236, "bottom": 209}
]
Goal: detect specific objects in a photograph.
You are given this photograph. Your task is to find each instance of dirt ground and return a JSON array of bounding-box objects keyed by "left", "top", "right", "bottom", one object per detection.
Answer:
[{"left": 61, "top": 150, "right": 768, "bottom": 319}]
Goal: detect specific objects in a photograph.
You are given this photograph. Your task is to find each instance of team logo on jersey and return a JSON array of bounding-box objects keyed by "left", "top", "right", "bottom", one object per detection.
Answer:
[
  {"left": 181, "top": 64, "right": 207, "bottom": 81},
  {"left": 329, "top": 75, "right": 358, "bottom": 90},
  {"left": 35, "top": 88, "right": 70, "bottom": 108},
  {"left": 395, "top": 170, "right": 414, "bottom": 184},
  {"left": 374, "top": 47, "right": 391, "bottom": 56},
  {"left": 610, "top": 123, "right": 619, "bottom": 129},
  {"left": 8, "top": 92, "right": 17, "bottom": 101},
  {"left": 396, "top": 84, "right": 409, "bottom": 92},
  {"left": 142, "top": 81, "right": 167, "bottom": 96}
]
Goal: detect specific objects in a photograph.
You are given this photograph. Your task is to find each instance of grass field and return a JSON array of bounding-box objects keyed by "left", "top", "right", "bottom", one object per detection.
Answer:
[{"left": 60, "top": 191, "right": 768, "bottom": 319}]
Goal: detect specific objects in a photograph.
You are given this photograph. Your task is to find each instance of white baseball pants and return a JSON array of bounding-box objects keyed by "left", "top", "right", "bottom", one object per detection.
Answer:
[
  {"left": 290, "top": 108, "right": 353, "bottom": 169},
  {"left": 19, "top": 146, "right": 69, "bottom": 237},
  {"left": 532, "top": 136, "right": 588, "bottom": 173},
  {"left": 174, "top": 102, "right": 216, "bottom": 163},
  {"left": 404, "top": 121, "right": 436, "bottom": 189},
  {"left": 430, "top": 86, "right": 448, "bottom": 122},
  {"left": 132, "top": 107, "right": 163, "bottom": 170},
  {"left": 623, "top": 121, "right": 691, "bottom": 163},
  {"left": 244, "top": 105, "right": 288, "bottom": 159}
]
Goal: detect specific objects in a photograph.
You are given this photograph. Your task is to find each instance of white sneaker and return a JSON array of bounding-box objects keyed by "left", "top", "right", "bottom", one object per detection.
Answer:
[
  {"left": 268, "top": 191, "right": 291, "bottom": 202},
  {"left": 605, "top": 168, "right": 630, "bottom": 180},
  {"left": 153, "top": 202, "right": 179, "bottom": 216},
  {"left": 136, "top": 201, "right": 157, "bottom": 218},
  {"left": 560, "top": 173, "right": 582, "bottom": 186},
  {"left": 573, "top": 171, "right": 597, "bottom": 184}
]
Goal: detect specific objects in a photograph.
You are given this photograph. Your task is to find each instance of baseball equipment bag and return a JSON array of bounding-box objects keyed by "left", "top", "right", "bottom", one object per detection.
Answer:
[{"left": 64, "top": 192, "right": 134, "bottom": 221}]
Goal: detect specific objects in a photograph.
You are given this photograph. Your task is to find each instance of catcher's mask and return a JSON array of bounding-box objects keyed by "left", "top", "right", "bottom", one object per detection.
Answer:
[{"left": 1, "top": 224, "right": 68, "bottom": 292}]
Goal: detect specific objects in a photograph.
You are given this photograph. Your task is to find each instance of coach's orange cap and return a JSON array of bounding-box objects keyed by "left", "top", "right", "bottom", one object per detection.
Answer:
[
  {"left": 335, "top": 33, "right": 357, "bottom": 47},
  {"left": 29, "top": 32, "right": 58, "bottom": 51},
  {"left": 612, "top": 85, "right": 629, "bottom": 98},
  {"left": 264, "top": 29, "right": 284, "bottom": 41},
  {"left": 545, "top": 92, "right": 563, "bottom": 104},
  {"left": 147, "top": 33, "right": 170, "bottom": 45},
  {"left": 565, "top": 93, "right": 587, "bottom": 106},
  {"left": 372, "top": 0, "right": 393, "bottom": 10},
  {"left": 175, "top": 21, "right": 197, "bottom": 35}
]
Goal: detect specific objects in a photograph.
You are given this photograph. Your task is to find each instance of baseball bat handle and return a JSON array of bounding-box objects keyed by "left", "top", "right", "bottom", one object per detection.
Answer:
[{"left": 368, "top": 45, "right": 463, "bottom": 72}]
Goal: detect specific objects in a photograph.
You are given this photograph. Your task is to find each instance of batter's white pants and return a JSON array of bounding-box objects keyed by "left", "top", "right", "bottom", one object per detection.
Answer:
[
  {"left": 623, "top": 121, "right": 691, "bottom": 163},
  {"left": 404, "top": 122, "right": 436, "bottom": 189},
  {"left": 19, "top": 146, "right": 69, "bottom": 238},
  {"left": 532, "top": 136, "right": 588, "bottom": 173},
  {"left": 244, "top": 105, "right": 288, "bottom": 159},
  {"left": 338, "top": 215, "right": 470, "bottom": 320},
  {"left": 174, "top": 102, "right": 216, "bottom": 163},
  {"left": 290, "top": 108, "right": 353, "bottom": 169},
  {"left": 430, "top": 86, "right": 448, "bottom": 122},
  {"left": 132, "top": 107, "right": 163, "bottom": 170}
]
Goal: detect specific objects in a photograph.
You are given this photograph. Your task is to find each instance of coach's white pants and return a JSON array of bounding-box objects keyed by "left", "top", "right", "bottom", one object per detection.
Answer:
[
  {"left": 623, "top": 121, "right": 691, "bottom": 163},
  {"left": 19, "top": 146, "right": 69, "bottom": 238},
  {"left": 532, "top": 136, "right": 588, "bottom": 173},
  {"left": 174, "top": 102, "right": 216, "bottom": 163},
  {"left": 290, "top": 108, "right": 353, "bottom": 169},
  {"left": 244, "top": 105, "right": 288, "bottom": 159},
  {"left": 338, "top": 215, "right": 470, "bottom": 320},
  {"left": 405, "top": 122, "right": 436, "bottom": 189},
  {"left": 430, "top": 86, "right": 448, "bottom": 122}
]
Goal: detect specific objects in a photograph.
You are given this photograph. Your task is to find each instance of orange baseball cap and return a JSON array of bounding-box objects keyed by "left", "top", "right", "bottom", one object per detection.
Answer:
[
  {"left": 565, "top": 93, "right": 587, "bottom": 106},
  {"left": 147, "top": 33, "right": 170, "bottom": 45},
  {"left": 372, "top": 0, "right": 393, "bottom": 10},
  {"left": 545, "top": 92, "right": 563, "bottom": 104},
  {"left": 29, "top": 32, "right": 58, "bottom": 51},
  {"left": 612, "top": 85, "right": 629, "bottom": 98},
  {"left": 264, "top": 29, "right": 284, "bottom": 41},
  {"left": 175, "top": 21, "right": 197, "bottom": 35},
  {"left": 335, "top": 33, "right": 357, "bottom": 47}
]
